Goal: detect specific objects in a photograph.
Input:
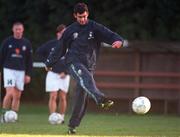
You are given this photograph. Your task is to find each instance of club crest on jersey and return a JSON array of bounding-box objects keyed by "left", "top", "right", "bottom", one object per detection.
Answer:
[
  {"left": 73, "top": 32, "right": 78, "bottom": 39},
  {"left": 88, "top": 31, "right": 94, "bottom": 39},
  {"left": 8, "top": 45, "right": 12, "bottom": 48},
  {"left": 51, "top": 48, "right": 55, "bottom": 51},
  {"left": 15, "top": 48, "right": 20, "bottom": 54},
  {"left": 12, "top": 48, "right": 22, "bottom": 58},
  {"left": 22, "top": 46, "right": 26, "bottom": 51}
]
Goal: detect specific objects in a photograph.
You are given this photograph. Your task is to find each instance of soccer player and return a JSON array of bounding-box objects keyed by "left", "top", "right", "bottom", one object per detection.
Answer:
[
  {"left": 0, "top": 22, "right": 33, "bottom": 123},
  {"left": 45, "top": 3, "right": 125, "bottom": 134},
  {"left": 36, "top": 24, "right": 70, "bottom": 123}
]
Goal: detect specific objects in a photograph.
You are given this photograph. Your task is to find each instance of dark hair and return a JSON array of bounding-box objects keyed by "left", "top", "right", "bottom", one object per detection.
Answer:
[
  {"left": 13, "top": 22, "right": 24, "bottom": 27},
  {"left": 74, "top": 2, "right": 89, "bottom": 14},
  {"left": 56, "top": 24, "right": 66, "bottom": 33}
]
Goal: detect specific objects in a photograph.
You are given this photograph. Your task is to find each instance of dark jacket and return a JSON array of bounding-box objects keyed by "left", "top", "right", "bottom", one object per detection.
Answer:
[
  {"left": 0, "top": 36, "right": 33, "bottom": 76},
  {"left": 45, "top": 20, "right": 124, "bottom": 71},
  {"left": 36, "top": 39, "right": 67, "bottom": 74}
]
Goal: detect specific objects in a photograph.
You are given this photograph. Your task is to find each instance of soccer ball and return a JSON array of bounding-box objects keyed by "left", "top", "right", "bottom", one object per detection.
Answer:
[
  {"left": 132, "top": 96, "right": 151, "bottom": 114},
  {"left": 4, "top": 110, "right": 18, "bottom": 123},
  {"left": 48, "top": 112, "right": 63, "bottom": 125}
]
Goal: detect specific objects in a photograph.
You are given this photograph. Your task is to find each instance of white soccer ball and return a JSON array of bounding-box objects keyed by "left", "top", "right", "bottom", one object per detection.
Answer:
[
  {"left": 48, "top": 112, "right": 63, "bottom": 125},
  {"left": 132, "top": 96, "right": 151, "bottom": 114},
  {"left": 4, "top": 110, "right": 18, "bottom": 123}
]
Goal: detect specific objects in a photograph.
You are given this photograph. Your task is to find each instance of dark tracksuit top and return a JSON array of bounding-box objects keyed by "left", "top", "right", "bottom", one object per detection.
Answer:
[
  {"left": 0, "top": 36, "right": 33, "bottom": 76},
  {"left": 45, "top": 19, "right": 124, "bottom": 98},
  {"left": 45, "top": 20, "right": 124, "bottom": 128},
  {"left": 36, "top": 39, "right": 67, "bottom": 74},
  {"left": 45, "top": 20, "right": 124, "bottom": 70}
]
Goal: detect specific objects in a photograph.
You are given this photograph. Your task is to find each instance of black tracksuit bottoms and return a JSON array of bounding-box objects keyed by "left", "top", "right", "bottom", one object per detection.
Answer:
[{"left": 67, "top": 63, "right": 105, "bottom": 128}]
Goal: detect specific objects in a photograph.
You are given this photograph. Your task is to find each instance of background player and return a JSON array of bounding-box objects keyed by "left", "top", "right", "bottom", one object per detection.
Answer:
[
  {"left": 0, "top": 22, "right": 33, "bottom": 123},
  {"left": 36, "top": 24, "right": 70, "bottom": 123}
]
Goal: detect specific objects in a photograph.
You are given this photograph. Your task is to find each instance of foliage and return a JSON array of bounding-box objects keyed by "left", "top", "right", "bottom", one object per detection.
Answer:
[
  {"left": 1, "top": 0, "right": 180, "bottom": 100},
  {"left": 0, "top": 0, "right": 180, "bottom": 48}
]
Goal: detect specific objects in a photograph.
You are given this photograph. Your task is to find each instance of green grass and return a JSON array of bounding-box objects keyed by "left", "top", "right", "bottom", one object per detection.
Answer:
[{"left": 1, "top": 104, "right": 180, "bottom": 137}]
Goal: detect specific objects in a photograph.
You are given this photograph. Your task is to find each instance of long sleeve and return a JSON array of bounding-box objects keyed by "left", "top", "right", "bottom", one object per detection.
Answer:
[
  {"left": 94, "top": 22, "right": 124, "bottom": 46},
  {"left": 0, "top": 45, "right": 3, "bottom": 70},
  {"left": 0, "top": 40, "right": 7, "bottom": 70},
  {"left": 36, "top": 39, "right": 59, "bottom": 62},
  {"left": 36, "top": 43, "right": 49, "bottom": 62},
  {"left": 45, "top": 36, "right": 67, "bottom": 68},
  {"left": 25, "top": 44, "right": 33, "bottom": 76}
]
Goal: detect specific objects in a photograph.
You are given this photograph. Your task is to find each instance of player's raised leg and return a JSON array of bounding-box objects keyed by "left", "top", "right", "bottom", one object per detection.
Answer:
[{"left": 68, "top": 63, "right": 114, "bottom": 109}]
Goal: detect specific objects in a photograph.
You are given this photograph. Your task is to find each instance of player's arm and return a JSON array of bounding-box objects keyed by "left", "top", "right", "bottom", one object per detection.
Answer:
[
  {"left": 25, "top": 42, "right": 33, "bottom": 84},
  {"left": 35, "top": 42, "right": 50, "bottom": 62},
  {"left": 94, "top": 22, "right": 124, "bottom": 48},
  {"left": 0, "top": 44, "right": 4, "bottom": 70},
  {"left": 44, "top": 37, "right": 67, "bottom": 70},
  {"left": 0, "top": 39, "right": 8, "bottom": 70},
  {"left": 57, "top": 58, "right": 68, "bottom": 78}
]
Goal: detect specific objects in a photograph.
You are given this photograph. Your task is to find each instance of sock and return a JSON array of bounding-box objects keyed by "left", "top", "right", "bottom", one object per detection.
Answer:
[{"left": 61, "top": 114, "right": 65, "bottom": 120}]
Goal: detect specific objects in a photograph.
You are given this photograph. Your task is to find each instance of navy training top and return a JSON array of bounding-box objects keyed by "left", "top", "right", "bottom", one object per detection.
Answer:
[
  {"left": 0, "top": 36, "right": 33, "bottom": 76},
  {"left": 36, "top": 39, "right": 67, "bottom": 74},
  {"left": 45, "top": 20, "right": 124, "bottom": 71}
]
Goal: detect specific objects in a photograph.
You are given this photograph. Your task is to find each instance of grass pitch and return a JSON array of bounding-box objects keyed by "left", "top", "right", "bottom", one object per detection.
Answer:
[{"left": 0, "top": 104, "right": 180, "bottom": 137}]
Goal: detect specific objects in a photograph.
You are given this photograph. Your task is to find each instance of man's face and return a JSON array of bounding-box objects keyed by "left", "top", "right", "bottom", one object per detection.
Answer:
[
  {"left": 74, "top": 11, "right": 89, "bottom": 25},
  {"left": 12, "top": 24, "right": 24, "bottom": 39}
]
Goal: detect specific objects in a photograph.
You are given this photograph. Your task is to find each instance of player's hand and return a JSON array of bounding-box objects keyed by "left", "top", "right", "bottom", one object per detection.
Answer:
[
  {"left": 59, "top": 72, "right": 66, "bottom": 79},
  {"left": 45, "top": 66, "right": 52, "bottom": 71},
  {"left": 112, "top": 41, "right": 123, "bottom": 48},
  {"left": 25, "top": 75, "right": 31, "bottom": 84}
]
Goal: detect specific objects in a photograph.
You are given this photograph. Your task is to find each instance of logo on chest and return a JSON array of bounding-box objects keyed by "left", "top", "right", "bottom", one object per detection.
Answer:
[
  {"left": 8, "top": 45, "right": 12, "bottom": 48},
  {"left": 73, "top": 32, "right": 78, "bottom": 40},
  {"left": 11, "top": 47, "right": 23, "bottom": 58},
  {"left": 72, "top": 31, "right": 94, "bottom": 40},
  {"left": 51, "top": 48, "right": 55, "bottom": 52},
  {"left": 15, "top": 48, "right": 20, "bottom": 54},
  {"left": 22, "top": 45, "right": 26, "bottom": 51},
  {"left": 88, "top": 31, "right": 94, "bottom": 40}
]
